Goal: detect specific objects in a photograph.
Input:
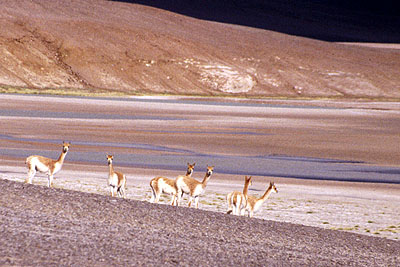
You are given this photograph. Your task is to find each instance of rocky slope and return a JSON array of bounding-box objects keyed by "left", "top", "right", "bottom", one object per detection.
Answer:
[{"left": 1, "top": 179, "right": 399, "bottom": 266}]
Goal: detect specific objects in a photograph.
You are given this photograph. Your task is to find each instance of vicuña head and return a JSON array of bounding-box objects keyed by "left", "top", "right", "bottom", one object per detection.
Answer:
[
  {"left": 205, "top": 165, "right": 214, "bottom": 177},
  {"left": 107, "top": 154, "right": 114, "bottom": 165},
  {"left": 107, "top": 154, "right": 127, "bottom": 198},
  {"left": 174, "top": 165, "right": 214, "bottom": 208},
  {"left": 186, "top": 162, "right": 196, "bottom": 176},
  {"left": 62, "top": 141, "right": 70, "bottom": 153},
  {"left": 270, "top": 181, "right": 278, "bottom": 193},
  {"left": 25, "top": 141, "right": 70, "bottom": 187}
]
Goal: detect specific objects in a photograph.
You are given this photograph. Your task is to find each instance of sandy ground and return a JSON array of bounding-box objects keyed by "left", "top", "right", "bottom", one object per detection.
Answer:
[{"left": 1, "top": 94, "right": 400, "bottom": 242}]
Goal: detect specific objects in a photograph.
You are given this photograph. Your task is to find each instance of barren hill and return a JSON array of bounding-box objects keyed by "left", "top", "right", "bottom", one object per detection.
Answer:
[{"left": 0, "top": 0, "right": 399, "bottom": 98}]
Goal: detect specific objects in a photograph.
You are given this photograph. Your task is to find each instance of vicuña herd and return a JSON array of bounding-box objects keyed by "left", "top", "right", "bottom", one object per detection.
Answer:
[{"left": 24, "top": 142, "right": 278, "bottom": 217}]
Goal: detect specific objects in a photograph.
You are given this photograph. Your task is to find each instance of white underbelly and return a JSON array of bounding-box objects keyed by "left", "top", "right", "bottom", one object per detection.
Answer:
[
  {"left": 176, "top": 178, "right": 190, "bottom": 194},
  {"left": 32, "top": 158, "right": 50, "bottom": 173},
  {"left": 109, "top": 174, "right": 119, "bottom": 187},
  {"left": 159, "top": 180, "right": 176, "bottom": 195},
  {"left": 254, "top": 201, "right": 263, "bottom": 212},
  {"left": 192, "top": 186, "right": 204, "bottom": 197}
]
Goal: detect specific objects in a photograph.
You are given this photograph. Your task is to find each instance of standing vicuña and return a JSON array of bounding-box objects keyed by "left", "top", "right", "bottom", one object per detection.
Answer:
[
  {"left": 150, "top": 162, "right": 196, "bottom": 205},
  {"left": 226, "top": 176, "right": 252, "bottom": 215},
  {"left": 244, "top": 181, "right": 278, "bottom": 218},
  {"left": 174, "top": 165, "right": 214, "bottom": 208},
  {"left": 107, "top": 155, "right": 127, "bottom": 198},
  {"left": 25, "top": 141, "right": 70, "bottom": 187}
]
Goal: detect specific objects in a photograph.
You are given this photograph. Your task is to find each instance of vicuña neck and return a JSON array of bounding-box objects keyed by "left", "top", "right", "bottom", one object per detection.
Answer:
[
  {"left": 57, "top": 151, "right": 67, "bottom": 164},
  {"left": 201, "top": 173, "right": 211, "bottom": 188},
  {"left": 260, "top": 185, "right": 273, "bottom": 201},
  {"left": 243, "top": 181, "right": 251, "bottom": 195},
  {"left": 108, "top": 162, "right": 114, "bottom": 175}
]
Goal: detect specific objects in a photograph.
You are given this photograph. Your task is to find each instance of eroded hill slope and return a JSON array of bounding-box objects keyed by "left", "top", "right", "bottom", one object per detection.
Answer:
[{"left": 0, "top": 0, "right": 399, "bottom": 98}]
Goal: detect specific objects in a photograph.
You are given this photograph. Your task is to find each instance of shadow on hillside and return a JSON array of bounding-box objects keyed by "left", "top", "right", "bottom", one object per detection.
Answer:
[{"left": 112, "top": 0, "right": 400, "bottom": 43}]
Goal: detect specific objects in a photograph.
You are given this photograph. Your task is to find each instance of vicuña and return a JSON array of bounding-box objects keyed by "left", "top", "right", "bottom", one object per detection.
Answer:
[
  {"left": 25, "top": 141, "right": 70, "bottom": 187},
  {"left": 150, "top": 162, "right": 195, "bottom": 205},
  {"left": 244, "top": 181, "right": 278, "bottom": 218},
  {"left": 174, "top": 165, "right": 214, "bottom": 208},
  {"left": 107, "top": 155, "right": 127, "bottom": 198},
  {"left": 226, "top": 176, "right": 252, "bottom": 215}
]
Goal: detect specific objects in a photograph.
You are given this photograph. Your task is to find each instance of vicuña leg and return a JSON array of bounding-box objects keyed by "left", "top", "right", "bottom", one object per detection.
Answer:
[
  {"left": 150, "top": 187, "right": 157, "bottom": 203},
  {"left": 226, "top": 192, "right": 233, "bottom": 214},
  {"left": 26, "top": 168, "right": 36, "bottom": 184},
  {"left": 188, "top": 196, "right": 193, "bottom": 207},
  {"left": 194, "top": 196, "right": 200, "bottom": 209},
  {"left": 170, "top": 194, "right": 177, "bottom": 205},
  {"left": 48, "top": 174, "right": 54, "bottom": 188},
  {"left": 110, "top": 186, "right": 115, "bottom": 197}
]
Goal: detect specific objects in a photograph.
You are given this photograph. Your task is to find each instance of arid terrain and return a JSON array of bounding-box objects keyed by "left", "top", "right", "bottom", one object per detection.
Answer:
[
  {"left": 0, "top": 0, "right": 400, "bottom": 98},
  {"left": 0, "top": 94, "right": 400, "bottom": 266},
  {"left": 1, "top": 0, "right": 400, "bottom": 265},
  {"left": 1, "top": 178, "right": 399, "bottom": 266}
]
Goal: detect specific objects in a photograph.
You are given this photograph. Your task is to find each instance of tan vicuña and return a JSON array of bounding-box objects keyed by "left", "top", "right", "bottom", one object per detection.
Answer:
[
  {"left": 226, "top": 176, "right": 252, "bottom": 215},
  {"left": 107, "top": 155, "right": 127, "bottom": 198},
  {"left": 150, "top": 162, "right": 195, "bottom": 205},
  {"left": 174, "top": 166, "right": 214, "bottom": 208},
  {"left": 25, "top": 142, "right": 70, "bottom": 187},
  {"left": 245, "top": 181, "right": 278, "bottom": 218}
]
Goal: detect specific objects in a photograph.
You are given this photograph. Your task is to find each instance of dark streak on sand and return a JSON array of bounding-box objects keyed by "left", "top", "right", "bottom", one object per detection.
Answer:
[{"left": 0, "top": 179, "right": 399, "bottom": 266}]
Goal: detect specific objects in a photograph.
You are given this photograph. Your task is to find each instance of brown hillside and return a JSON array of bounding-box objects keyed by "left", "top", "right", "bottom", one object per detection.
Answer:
[{"left": 0, "top": 0, "right": 399, "bottom": 98}]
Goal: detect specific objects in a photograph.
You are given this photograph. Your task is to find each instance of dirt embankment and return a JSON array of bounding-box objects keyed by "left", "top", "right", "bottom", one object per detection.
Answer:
[
  {"left": 0, "top": 0, "right": 400, "bottom": 98},
  {"left": 1, "top": 179, "right": 399, "bottom": 266}
]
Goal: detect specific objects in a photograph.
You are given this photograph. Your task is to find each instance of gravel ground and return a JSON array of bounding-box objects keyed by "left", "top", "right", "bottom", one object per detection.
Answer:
[{"left": 1, "top": 179, "right": 399, "bottom": 266}]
